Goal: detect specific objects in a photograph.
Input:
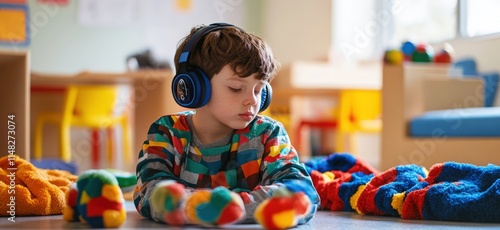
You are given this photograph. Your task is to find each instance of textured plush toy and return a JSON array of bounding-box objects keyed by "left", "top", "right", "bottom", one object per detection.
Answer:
[
  {"left": 62, "top": 183, "right": 80, "bottom": 222},
  {"left": 149, "top": 180, "right": 187, "bottom": 225},
  {"left": 150, "top": 182, "right": 246, "bottom": 226},
  {"left": 254, "top": 186, "right": 313, "bottom": 229},
  {"left": 63, "top": 169, "right": 126, "bottom": 228},
  {"left": 183, "top": 186, "right": 246, "bottom": 226}
]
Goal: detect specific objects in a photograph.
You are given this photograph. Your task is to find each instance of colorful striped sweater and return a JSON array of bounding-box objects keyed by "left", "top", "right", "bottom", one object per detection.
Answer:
[{"left": 133, "top": 110, "right": 320, "bottom": 223}]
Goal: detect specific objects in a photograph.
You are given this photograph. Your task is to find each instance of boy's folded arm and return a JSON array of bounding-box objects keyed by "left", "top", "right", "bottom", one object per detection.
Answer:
[
  {"left": 248, "top": 122, "right": 321, "bottom": 224},
  {"left": 134, "top": 148, "right": 185, "bottom": 218},
  {"left": 237, "top": 163, "right": 320, "bottom": 224},
  {"left": 134, "top": 119, "right": 190, "bottom": 218}
]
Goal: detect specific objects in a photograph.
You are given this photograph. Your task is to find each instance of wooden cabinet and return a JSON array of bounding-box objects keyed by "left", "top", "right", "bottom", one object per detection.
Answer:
[
  {"left": 381, "top": 64, "right": 500, "bottom": 170},
  {"left": 0, "top": 51, "right": 30, "bottom": 160}
]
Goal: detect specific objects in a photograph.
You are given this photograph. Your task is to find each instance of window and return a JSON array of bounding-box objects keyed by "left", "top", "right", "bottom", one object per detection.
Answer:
[
  {"left": 389, "top": 0, "right": 457, "bottom": 46},
  {"left": 331, "top": 0, "right": 500, "bottom": 62},
  {"left": 462, "top": 0, "right": 500, "bottom": 37}
]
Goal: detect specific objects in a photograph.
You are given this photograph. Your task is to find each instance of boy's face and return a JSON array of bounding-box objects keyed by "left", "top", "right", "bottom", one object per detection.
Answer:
[{"left": 204, "top": 64, "right": 266, "bottom": 130}]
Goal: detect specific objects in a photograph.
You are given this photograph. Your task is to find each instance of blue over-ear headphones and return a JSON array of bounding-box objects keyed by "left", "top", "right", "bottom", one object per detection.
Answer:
[{"left": 171, "top": 22, "right": 272, "bottom": 112}]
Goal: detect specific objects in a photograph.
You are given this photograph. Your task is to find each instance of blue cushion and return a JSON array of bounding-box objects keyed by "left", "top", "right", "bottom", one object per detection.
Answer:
[
  {"left": 453, "top": 58, "right": 499, "bottom": 107},
  {"left": 477, "top": 72, "right": 499, "bottom": 107},
  {"left": 453, "top": 58, "right": 477, "bottom": 75},
  {"left": 410, "top": 107, "right": 500, "bottom": 137},
  {"left": 31, "top": 158, "right": 78, "bottom": 175}
]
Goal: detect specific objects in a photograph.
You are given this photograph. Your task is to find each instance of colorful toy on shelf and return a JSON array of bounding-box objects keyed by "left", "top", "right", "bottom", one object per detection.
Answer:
[
  {"left": 390, "top": 41, "right": 453, "bottom": 64},
  {"left": 401, "top": 41, "right": 416, "bottom": 61},
  {"left": 434, "top": 50, "right": 452, "bottom": 63},
  {"left": 412, "top": 43, "right": 434, "bottom": 62},
  {"left": 383, "top": 49, "right": 404, "bottom": 65},
  {"left": 434, "top": 43, "right": 454, "bottom": 63}
]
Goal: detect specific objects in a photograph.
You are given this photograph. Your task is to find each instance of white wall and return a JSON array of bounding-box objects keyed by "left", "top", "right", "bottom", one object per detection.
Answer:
[
  {"left": 3, "top": 1, "right": 499, "bottom": 77},
  {"left": 0, "top": 0, "right": 245, "bottom": 74},
  {"left": 259, "top": 0, "right": 332, "bottom": 65},
  {"left": 446, "top": 34, "right": 500, "bottom": 106},
  {"left": 448, "top": 35, "right": 500, "bottom": 73}
]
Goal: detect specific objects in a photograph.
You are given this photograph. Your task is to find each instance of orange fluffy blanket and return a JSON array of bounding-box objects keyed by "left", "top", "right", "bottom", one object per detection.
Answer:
[{"left": 0, "top": 155, "right": 77, "bottom": 216}]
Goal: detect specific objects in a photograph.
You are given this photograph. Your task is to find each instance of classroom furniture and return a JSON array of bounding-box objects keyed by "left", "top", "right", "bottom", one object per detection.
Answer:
[
  {"left": 452, "top": 58, "right": 499, "bottom": 107},
  {"left": 271, "top": 61, "right": 381, "bottom": 159},
  {"left": 380, "top": 63, "right": 500, "bottom": 171},
  {"left": 33, "top": 85, "right": 132, "bottom": 167},
  {"left": 295, "top": 89, "right": 382, "bottom": 156},
  {"left": 31, "top": 70, "right": 184, "bottom": 170},
  {"left": 0, "top": 50, "right": 30, "bottom": 160}
]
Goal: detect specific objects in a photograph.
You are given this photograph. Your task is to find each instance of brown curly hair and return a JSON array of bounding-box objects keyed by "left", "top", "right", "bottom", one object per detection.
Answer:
[{"left": 174, "top": 24, "right": 280, "bottom": 82}]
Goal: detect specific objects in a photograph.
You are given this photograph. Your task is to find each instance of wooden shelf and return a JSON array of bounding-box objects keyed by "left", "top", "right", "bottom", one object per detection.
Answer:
[
  {"left": 0, "top": 50, "right": 30, "bottom": 160},
  {"left": 380, "top": 63, "right": 500, "bottom": 170}
]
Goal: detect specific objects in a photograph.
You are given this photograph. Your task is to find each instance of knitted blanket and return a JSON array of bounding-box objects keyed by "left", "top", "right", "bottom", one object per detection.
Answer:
[
  {"left": 0, "top": 156, "right": 78, "bottom": 217},
  {"left": 305, "top": 153, "right": 500, "bottom": 223}
]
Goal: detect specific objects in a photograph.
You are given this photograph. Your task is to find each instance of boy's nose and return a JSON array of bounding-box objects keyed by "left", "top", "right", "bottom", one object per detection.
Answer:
[{"left": 244, "top": 91, "right": 259, "bottom": 106}]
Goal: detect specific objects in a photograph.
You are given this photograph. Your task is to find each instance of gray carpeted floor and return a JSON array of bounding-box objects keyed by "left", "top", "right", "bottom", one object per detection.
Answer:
[{"left": 1, "top": 202, "right": 498, "bottom": 229}]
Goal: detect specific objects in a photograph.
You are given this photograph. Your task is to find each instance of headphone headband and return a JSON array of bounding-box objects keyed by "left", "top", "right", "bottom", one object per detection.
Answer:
[{"left": 178, "top": 23, "right": 234, "bottom": 71}]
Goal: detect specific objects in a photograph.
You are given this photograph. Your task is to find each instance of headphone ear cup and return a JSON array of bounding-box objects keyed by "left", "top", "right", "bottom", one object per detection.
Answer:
[
  {"left": 172, "top": 68, "right": 211, "bottom": 108},
  {"left": 192, "top": 67, "right": 211, "bottom": 107},
  {"left": 259, "top": 82, "right": 272, "bottom": 113}
]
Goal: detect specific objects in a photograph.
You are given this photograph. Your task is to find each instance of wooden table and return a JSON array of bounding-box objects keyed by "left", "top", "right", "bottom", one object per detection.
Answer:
[{"left": 30, "top": 70, "right": 184, "bottom": 170}]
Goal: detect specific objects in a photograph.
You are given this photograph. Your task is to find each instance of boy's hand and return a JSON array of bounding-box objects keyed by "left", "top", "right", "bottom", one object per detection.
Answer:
[{"left": 183, "top": 186, "right": 246, "bottom": 226}]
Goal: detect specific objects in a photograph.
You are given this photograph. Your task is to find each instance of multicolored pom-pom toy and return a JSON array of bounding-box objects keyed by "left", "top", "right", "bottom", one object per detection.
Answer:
[
  {"left": 183, "top": 186, "right": 246, "bottom": 226},
  {"left": 63, "top": 169, "right": 126, "bottom": 228},
  {"left": 149, "top": 180, "right": 187, "bottom": 225},
  {"left": 254, "top": 187, "right": 312, "bottom": 229},
  {"left": 62, "top": 183, "right": 80, "bottom": 222}
]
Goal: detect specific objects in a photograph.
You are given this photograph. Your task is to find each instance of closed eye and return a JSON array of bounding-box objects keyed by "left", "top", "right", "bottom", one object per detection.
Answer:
[{"left": 229, "top": 87, "right": 242, "bottom": 92}]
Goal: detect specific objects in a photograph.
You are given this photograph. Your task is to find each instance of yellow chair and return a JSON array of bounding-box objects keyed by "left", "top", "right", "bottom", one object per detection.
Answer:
[
  {"left": 34, "top": 84, "right": 132, "bottom": 166},
  {"left": 335, "top": 89, "right": 381, "bottom": 154},
  {"left": 296, "top": 89, "right": 381, "bottom": 155}
]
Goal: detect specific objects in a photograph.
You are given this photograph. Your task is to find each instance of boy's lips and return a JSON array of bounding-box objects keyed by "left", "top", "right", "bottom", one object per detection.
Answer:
[{"left": 239, "top": 112, "right": 254, "bottom": 120}]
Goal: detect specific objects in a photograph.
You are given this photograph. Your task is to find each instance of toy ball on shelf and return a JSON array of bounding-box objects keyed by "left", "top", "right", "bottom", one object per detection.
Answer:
[
  {"left": 401, "top": 41, "right": 416, "bottom": 60},
  {"left": 383, "top": 49, "right": 404, "bottom": 65},
  {"left": 411, "top": 43, "right": 434, "bottom": 62},
  {"left": 434, "top": 50, "right": 452, "bottom": 63},
  {"left": 434, "top": 43, "right": 454, "bottom": 63}
]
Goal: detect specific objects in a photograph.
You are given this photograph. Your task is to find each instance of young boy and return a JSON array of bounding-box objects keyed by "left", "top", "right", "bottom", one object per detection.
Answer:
[{"left": 133, "top": 23, "right": 320, "bottom": 226}]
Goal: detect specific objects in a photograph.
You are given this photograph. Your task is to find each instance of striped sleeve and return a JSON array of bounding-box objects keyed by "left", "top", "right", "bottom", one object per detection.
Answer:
[{"left": 132, "top": 115, "right": 187, "bottom": 219}]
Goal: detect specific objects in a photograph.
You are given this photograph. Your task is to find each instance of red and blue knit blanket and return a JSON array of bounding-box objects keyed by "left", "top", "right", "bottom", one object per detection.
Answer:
[{"left": 304, "top": 153, "right": 500, "bottom": 223}]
